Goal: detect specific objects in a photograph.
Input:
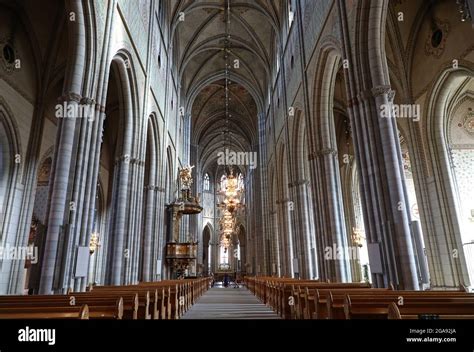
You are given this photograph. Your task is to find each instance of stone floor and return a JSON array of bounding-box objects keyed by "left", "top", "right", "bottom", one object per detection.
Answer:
[{"left": 181, "top": 286, "right": 281, "bottom": 319}]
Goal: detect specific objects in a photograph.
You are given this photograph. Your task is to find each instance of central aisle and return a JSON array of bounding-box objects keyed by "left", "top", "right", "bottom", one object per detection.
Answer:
[{"left": 181, "top": 287, "right": 281, "bottom": 319}]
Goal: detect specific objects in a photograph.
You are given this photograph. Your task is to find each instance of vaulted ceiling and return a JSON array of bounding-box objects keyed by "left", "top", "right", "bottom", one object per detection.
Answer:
[{"left": 171, "top": 0, "right": 283, "bottom": 174}]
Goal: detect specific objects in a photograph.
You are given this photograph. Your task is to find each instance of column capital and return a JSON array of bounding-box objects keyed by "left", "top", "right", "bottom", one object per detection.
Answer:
[
  {"left": 80, "top": 97, "right": 96, "bottom": 105},
  {"left": 115, "top": 155, "right": 145, "bottom": 166},
  {"left": 130, "top": 158, "right": 145, "bottom": 166},
  {"left": 115, "top": 154, "right": 130, "bottom": 165},
  {"left": 145, "top": 185, "right": 162, "bottom": 191},
  {"left": 308, "top": 148, "right": 338, "bottom": 160},
  {"left": 58, "top": 92, "right": 82, "bottom": 103},
  {"left": 275, "top": 198, "right": 291, "bottom": 205},
  {"left": 289, "top": 179, "right": 309, "bottom": 188},
  {"left": 371, "top": 85, "right": 392, "bottom": 98},
  {"left": 357, "top": 89, "right": 373, "bottom": 101}
]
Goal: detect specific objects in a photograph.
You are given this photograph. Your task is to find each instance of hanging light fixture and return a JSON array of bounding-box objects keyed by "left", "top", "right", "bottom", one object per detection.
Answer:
[
  {"left": 456, "top": 0, "right": 473, "bottom": 22},
  {"left": 217, "top": 0, "right": 236, "bottom": 254}
]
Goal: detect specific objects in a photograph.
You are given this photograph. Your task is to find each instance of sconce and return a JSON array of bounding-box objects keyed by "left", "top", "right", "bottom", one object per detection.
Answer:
[
  {"left": 89, "top": 232, "right": 100, "bottom": 254},
  {"left": 351, "top": 227, "right": 365, "bottom": 248}
]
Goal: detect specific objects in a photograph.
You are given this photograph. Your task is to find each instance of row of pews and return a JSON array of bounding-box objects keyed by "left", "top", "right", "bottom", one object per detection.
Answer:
[
  {"left": 0, "top": 278, "right": 210, "bottom": 319},
  {"left": 245, "top": 277, "right": 474, "bottom": 319}
]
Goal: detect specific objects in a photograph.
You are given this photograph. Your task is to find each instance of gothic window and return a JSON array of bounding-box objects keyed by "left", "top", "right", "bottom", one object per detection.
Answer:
[
  {"left": 219, "top": 245, "right": 229, "bottom": 266},
  {"left": 220, "top": 174, "right": 228, "bottom": 192},
  {"left": 288, "top": 0, "right": 295, "bottom": 29},
  {"left": 451, "top": 149, "right": 474, "bottom": 241},
  {"left": 448, "top": 105, "right": 474, "bottom": 284},
  {"left": 238, "top": 173, "right": 244, "bottom": 191},
  {"left": 203, "top": 173, "right": 210, "bottom": 191}
]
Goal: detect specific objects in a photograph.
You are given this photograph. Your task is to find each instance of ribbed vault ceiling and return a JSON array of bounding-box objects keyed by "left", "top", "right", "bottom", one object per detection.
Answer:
[{"left": 171, "top": 0, "right": 282, "bottom": 173}]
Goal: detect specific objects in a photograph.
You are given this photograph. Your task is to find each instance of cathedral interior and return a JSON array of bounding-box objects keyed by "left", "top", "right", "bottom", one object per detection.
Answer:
[{"left": 0, "top": 0, "right": 474, "bottom": 327}]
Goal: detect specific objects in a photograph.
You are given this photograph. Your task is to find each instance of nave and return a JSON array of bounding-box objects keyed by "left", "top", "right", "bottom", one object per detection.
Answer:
[
  {"left": 181, "top": 287, "right": 280, "bottom": 320},
  {"left": 1, "top": 0, "right": 474, "bottom": 331},
  {"left": 1, "top": 277, "right": 473, "bottom": 320}
]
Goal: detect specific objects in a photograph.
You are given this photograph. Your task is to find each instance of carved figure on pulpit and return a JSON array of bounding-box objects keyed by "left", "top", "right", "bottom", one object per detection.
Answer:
[{"left": 179, "top": 165, "right": 194, "bottom": 190}]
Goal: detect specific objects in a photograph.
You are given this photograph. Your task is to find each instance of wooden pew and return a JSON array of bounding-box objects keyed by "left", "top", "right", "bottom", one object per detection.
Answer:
[
  {"left": 138, "top": 282, "right": 178, "bottom": 319},
  {"left": 282, "top": 282, "right": 371, "bottom": 319},
  {"left": 388, "top": 301, "right": 474, "bottom": 319},
  {"left": 245, "top": 277, "right": 372, "bottom": 319},
  {"left": 0, "top": 277, "right": 209, "bottom": 320},
  {"left": 0, "top": 295, "right": 123, "bottom": 320},
  {"left": 0, "top": 304, "right": 89, "bottom": 319},
  {"left": 89, "top": 287, "right": 149, "bottom": 319},
  {"left": 138, "top": 278, "right": 210, "bottom": 319},
  {"left": 344, "top": 292, "right": 474, "bottom": 319},
  {"left": 70, "top": 291, "right": 139, "bottom": 319},
  {"left": 322, "top": 288, "right": 392, "bottom": 319}
]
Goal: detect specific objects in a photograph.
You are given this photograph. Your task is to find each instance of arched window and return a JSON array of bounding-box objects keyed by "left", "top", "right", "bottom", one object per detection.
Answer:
[
  {"left": 237, "top": 173, "right": 244, "bottom": 191},
  {"left": 449, "top": 107, "right": 474, "bottom": 283},
  {"left": 220, "top": 174, "right": 228, "bottom": 192},
  {"left": 203, "top": 173, "right": 210, "bottom": 191},
  {"left": 288, "top": 0, "right": 295, "bottom": 29}
]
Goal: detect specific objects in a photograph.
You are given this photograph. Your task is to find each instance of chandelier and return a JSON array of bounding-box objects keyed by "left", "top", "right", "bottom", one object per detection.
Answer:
[
  {"left": 456, "top": 0, "right": 472, "bottom": 22},
  {"left": 216, "top": 0, "right": 243, "bottom": 254},
  {"left": 220, "top": 233, "right": 232, "bottom": 252},
  {"left": 89, "top": 232, "right": 100, "bottom": 254},
  {"left": 219, "top": 208, "right": 235, "bottom": 251},
  {"left": 219, "top": 210, "right": 235, "bottom": 231},
  {"left": 218, "top": 168, "right": 243, "bottom": 214},
  {"left": 351, "top": 227, "right": 365, "bottom": 248}
]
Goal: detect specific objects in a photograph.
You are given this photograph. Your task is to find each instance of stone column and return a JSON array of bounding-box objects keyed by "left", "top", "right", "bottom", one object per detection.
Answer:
[
  {"left": 110, "top": 152, "right": 132, "bottom": 285},
  {"left": 154, "top": 187, "right": 166, "bottom": 280},
  {"left": 128, "top": 156, "right": 146, "bottom": 284},
  {"left": 39, "top": 95, "right": 80, "bottom": 294},
  {"left": 337, "top": 0, "right": 419, "bottom": 289},
  {"left": 38, "top": 0, "right": 88, "bottom": 295},
  {"left": 290, "top": 179, "right": 313, "bottom": 279},
  {"left": 69, "top": 98, "right": 100, "bottom": 293},
  {"left": 142, "top": 185, "right": 156, "bottom": 281},
  {"left": 269, "top": 211, "right": 280, "bottom": 276},
  {"left": 276, "top": 198, "right": 294, "bottom": 277},
  {"left": 316, "top": 148, "right": 351, "bottom": 282}
]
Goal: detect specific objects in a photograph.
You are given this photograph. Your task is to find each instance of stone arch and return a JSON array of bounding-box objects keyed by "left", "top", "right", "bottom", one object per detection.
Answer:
[
  {"left": 165, "top": 146, "right": 175, "bottom": 204},
  {"left": 0, "top": 100, "right": 21, "bottom": 238},
  {"left": 38, "top": 0, "right": 100, "bottom": 294},
  {"left": 267, "top": 162, "right": 280, "bottom": 276},
  {"left": 0, "top": 100, "right": 23, "bottom": 293},
  {"left": 236, "top": 223, "right": 246, "bottom": 274},
  {"left": 424, "top": 66, "right": 473, "bottom": 287},
  {"left": 276, "top": 142, "right": 293, "bottom": 276},
  {"left": 140, "top": 114, "right": 161, "bottom": 282},
  {"left": 97, "top": 51, "right": 141, "bottom": 286},
  {"left": 309, "top": 44, "right": 351, "bottom": 282},
  {"left": 290, "top": 109, "right": 317, "bottom": 279},
  {"left": 87, "top": 180, "right": 105, "bottom": 286},
  {"left": 202, "top": 223, "right": 212, "bottom": 275}
]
